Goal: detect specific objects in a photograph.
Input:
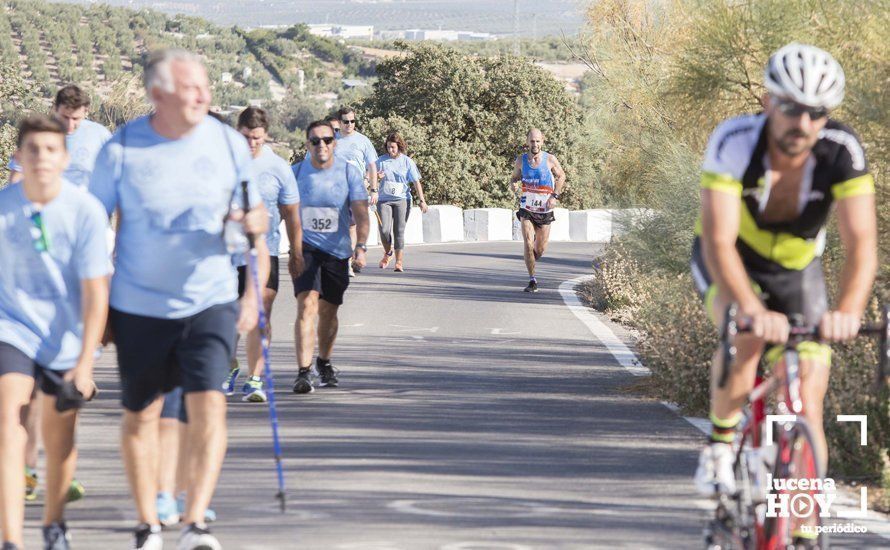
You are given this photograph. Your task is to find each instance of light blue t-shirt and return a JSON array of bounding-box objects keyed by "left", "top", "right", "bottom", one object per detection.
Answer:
[
  {"left": 376, "top": 153, "right": 421, "bottom": 202},
  {"left": 89, "top": 115, "right": 261, "bottom": 319},
  {"left": 334, "top": 132, "right": 378, "bottom": 176},
  {"left": 6, "top": 119, "right": 110, "bottom": 188},
  {"left": 292, "top": 157, "right": 368, "bottom": 259},
  {"left": 0, "top": 181, "right": 110, "bottom": 370},
  {"left": 233, "top": 145, "right": 299, "bottom": 265}
]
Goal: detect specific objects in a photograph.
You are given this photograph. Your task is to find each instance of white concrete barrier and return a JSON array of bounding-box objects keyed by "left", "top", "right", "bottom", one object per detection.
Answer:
[
  {"left": 366, "top": 206, "right": 380, "bottom": 246},
  {"left": 277, "top": 220, "right": 290, "bottom": 255},
  {"left": 570, "top": 209, "right": 612, "bottom": 243},
  {"left": 550, "top": 208, "right": 571, "bottom": 241},
  {"left": 422, "top": 205, "right": 464, "bottom": 243},
  {"left": 463, "top": 208, "right": 513, "bottom": 241},
  {"left": 404, "top": 207, "right": 424, "bottom": 244}
]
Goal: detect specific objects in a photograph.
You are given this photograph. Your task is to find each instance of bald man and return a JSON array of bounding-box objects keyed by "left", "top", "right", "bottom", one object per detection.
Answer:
[{"left": 510, "top": 129, "right": 566, "bottom": 292}]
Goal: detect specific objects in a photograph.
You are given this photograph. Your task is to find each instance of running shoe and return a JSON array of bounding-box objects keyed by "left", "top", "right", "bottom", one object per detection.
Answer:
[
  {"left": 24, "top": 466, "right": 38, "bottom": 502},
  {"left": 66, "top": 478, "right": 85, "bottom": 503},
  {"left": 523, "top": 279, "right": 538, "bottom": 293},
  {"left": 177, "top": 523, "right": 221, "bottom": 550},
  {"left": 42, "top": 521, "right": 70, "bottom": 550},
  {"left": 393, "top": 263, "right": 404, "bottom": 273},
  {"left": 241, "top": 376, "right": 267, "bottom": 403},
  {"left": 222, "top": 359, "right": 240, "bottom": 396},
  {"left": 133, "top": 523, "right": 163, "bottom": 550},
  {"left": 176, "top": 493, "right": 216, "bottom": 523},
  {"left": 293, "top": 369, "right": 315, "bottom": 394},
  {"left": 317, "top": 362, "right": 339, "bottom": 388},
  {"left": 157, "top": 491, "right": 180, "bottom": 527}
]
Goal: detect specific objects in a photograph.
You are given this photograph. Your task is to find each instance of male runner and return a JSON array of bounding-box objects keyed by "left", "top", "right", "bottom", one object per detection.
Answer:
[
  {"left": 222, "top": 106, "right": 304, "bottom": 402},
  {"left": 335, "top": 107, "right": 377, "bottom": 276},
  {"left": 89, "top": 49, "right": 270, "bottom": 550},
  {"left": 692, "top": 43, "right": 876, "bottom": 546},
  {"left": 7, "top": 85, "right": 111, "bottom": 188},
  {"left": 510, "top": 128, "right": 566, "bottom": 292},
  {"left": 0, "top": 115, "right": 109, "bottom": 550},
  {"left": 291, "top": 120, "right": 369, "bottom": 394}
]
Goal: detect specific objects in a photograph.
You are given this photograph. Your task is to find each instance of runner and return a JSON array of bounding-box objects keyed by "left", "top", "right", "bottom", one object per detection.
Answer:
[
  {"left": 375, "top": 132, "right": 428, "bottom": 272},
  {"left": 335, "top": 107, "right": 378, "bottom": 277},
  {"left": 89, "top": 49, "right": 270, "bottom": 550},
  {"left": 222, "top": 106, "right": 304, "bottom": 403},
  {"left": 291, "top": 120, "right": 369, "bottom": 394},
  {"left": 11, "top": 86, "right": 110, "bottom": 504},
  {"left": 691, "top": 43, "right": 876, "bottom": 546},
  {"left": 325, "top": 114, "right": 341, "bottom": 137},
  {"left": 510, "top": 128, "right": 566, "bottom": 292},
  {"left": 6, "top": 85, "right": 111, "bottom": 187},
  {"left": 0, "top": 115, "right": 109, "bottom": 550}
]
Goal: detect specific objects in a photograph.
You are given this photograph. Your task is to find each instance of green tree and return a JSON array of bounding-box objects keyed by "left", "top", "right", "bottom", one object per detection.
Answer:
[{"left": 358, "top": 42, "right": 597, "bottom": 209}]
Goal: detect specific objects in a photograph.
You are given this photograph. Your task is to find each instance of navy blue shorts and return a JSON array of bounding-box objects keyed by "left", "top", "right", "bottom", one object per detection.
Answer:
[
  {"left": 0, "top": 341, "right": 67, "bottom": 396},
  {"left": 160, "top": 386, "right": 187, "bottom": 423},
  {"left": 110, "top": 301, "right": 239, "bottom": 412},
  {"left": 293, "top": 242, "right": 350, "bottom": 306},
  {"left": 238, "top": 255, "right": 280, "bottom": 296}
]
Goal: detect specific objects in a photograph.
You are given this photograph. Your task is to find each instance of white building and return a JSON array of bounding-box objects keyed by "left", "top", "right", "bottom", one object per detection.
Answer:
[{"left": 308, "top": 24, "right": 374, "bottom": 41}]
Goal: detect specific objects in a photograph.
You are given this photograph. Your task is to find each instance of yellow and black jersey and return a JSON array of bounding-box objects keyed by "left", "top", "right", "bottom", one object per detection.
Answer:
[{"left": 696, "top": 112, "right": 874, "bottom": 272}]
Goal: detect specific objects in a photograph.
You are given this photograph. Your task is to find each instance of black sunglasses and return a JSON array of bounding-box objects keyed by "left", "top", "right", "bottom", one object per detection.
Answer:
[
  {"left": 309, "top": 136, "right": 335, "bottom": 146},
  {"left": 340, "top": 118, "right": 356, "bottom": 124},
  {"left": 776, "top": 99, "right": 829, "bottom": 120}
]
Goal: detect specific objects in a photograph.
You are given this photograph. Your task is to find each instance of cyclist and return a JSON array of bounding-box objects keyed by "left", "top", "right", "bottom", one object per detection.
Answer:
[
  {"left": 291, "top": 120, "right": 369, "bottom": 393},
  {"left": 510, "top": 128, "right": 566, "bottom": 293},
  {"left": 692, "top": 44, "right": 877, "bottom": 545}
]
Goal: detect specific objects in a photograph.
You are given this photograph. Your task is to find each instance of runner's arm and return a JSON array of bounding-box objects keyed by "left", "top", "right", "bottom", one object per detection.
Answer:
[
  {"left": 549, "top": 154, "right": 566, "bottom": 195},
  {"left": 699, "top": 189, "right": 763, "bottom": 315},
  {"left": 71, "top": 275, "right": 108, "bottom": 393},
  {"left": 280, "top": 203, "right": 304, "bottom": 276},
  {"left": 351, "top": 200, "right": 370, "bottom": 245},
  {"left": 510, "top": 158, "right": 522, "bottom": 193}
]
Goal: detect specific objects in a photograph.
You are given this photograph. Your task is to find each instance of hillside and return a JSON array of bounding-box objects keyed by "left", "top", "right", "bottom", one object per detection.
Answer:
[{"left": 0, "top": 0, "right": 369, "bottom": 111}]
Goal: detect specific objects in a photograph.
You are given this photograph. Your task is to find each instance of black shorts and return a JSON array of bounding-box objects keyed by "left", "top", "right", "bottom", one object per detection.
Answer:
[
  {"left": 160, "top": 386, "right": 187, "bottom": 423},
  {"left": 293, "top": 242, "right": 350, "bottom": 306},
  {"left": 516, "top": 208, "right": 555, "bottom": 228},
  {"left": 110, "top": 301, "right": 239, "bottom": 412},
  {"left": 238, "top": 255, "right": 280, "bottom": 297},
  {"left": 0, "top": 341, "right": 67, "bottom": 396},
  {"left": 690, "top": 237, "right": 828, "bottom": 326}
]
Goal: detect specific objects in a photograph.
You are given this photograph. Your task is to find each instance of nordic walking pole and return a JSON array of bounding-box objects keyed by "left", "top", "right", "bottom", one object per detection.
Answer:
[{"left": 240, "top": 180, "right": 287, "bottom": 512}]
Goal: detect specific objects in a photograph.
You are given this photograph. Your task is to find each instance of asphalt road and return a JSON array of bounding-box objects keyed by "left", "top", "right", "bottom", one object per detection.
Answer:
[{"left": 21, "top": 242, "right": 887, "bottom": 549}]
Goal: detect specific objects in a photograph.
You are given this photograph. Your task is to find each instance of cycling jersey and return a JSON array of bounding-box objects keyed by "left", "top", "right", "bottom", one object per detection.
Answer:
[{"left": 696, "top": 113, "right": 874, "bottom": 272}]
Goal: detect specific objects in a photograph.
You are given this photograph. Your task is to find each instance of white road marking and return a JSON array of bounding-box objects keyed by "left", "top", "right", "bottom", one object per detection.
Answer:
[
  {"left": 559, "top": 273, "right": 890, "bottom": 540},
  {"left": 391, "top": 325, "right": 440, "bottom": 333},
  {"left": 490, "top": 328, "right": 521, "bottom": 335}
]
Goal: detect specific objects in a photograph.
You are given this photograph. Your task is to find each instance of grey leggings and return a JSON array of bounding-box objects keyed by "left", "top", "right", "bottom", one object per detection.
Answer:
[{"left": 377, "top": 199, "right": 408, "bottom": 250}]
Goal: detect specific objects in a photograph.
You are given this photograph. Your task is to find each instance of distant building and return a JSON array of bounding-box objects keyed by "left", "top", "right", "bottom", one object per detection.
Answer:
[
  {"left": 220, "top": 72, "right": 233, "bottom": 84},
  {"left": 341, "top": 78, "right": 368, "bottom": 89},
  {"left": 393, "top": 29, "right": 495, "bottom": 42},
  {"left": 242, "top": 67, "right": 253, "bottom": 80},
  {"left": 308, "top": 24, "right": 374, "bottom": 41}
]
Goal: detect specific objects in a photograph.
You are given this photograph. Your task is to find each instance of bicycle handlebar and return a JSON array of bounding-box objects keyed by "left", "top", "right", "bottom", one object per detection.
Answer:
[{"left": 718, "top": 304, "right": 889, "bottom": 389}]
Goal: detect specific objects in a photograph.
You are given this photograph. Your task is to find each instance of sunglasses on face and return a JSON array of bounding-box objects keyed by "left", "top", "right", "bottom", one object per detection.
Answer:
[
  {"left": 776, "top": 99, "right": 829, "bottom": 120},
  {"left": 309, "top": 136, "right": 335, "bottom": 146},
  {"left": 340, "top": 118, "right": 356, "bottom": 124},
  {"left": 30, "top": 210, "right": 50, "bottom": 253}
]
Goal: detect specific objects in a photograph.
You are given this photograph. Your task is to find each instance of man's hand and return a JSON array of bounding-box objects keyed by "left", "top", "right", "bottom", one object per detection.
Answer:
[
  {"left": 237, "top": 296, "right": 259, "bottom": 333},
  {"left": 288, "top": 250, "right": 305, "bottom": 278},
  {"left": 820, "top": 310, "right": 861, "bottom": 342},
  {"left": 352, "top": 248, "right": 367, "bottom": 270},
  {"left": 511, "top": 182, "right": 520, "bottom": 195},
  {"left": 64, "top": 365, "right": 97, "bottom": 401},
  {"left": 230, "top": 205, "right": 270, "bottom": 237},
  {"left": 369, "top": 191, "right": 379, "bottom": 206},
  {"left": 546, "top": 197, "right": 558, "bottom": 210},
  {"left": 747, "top": 309, "right": 791, "bottom": 344}
]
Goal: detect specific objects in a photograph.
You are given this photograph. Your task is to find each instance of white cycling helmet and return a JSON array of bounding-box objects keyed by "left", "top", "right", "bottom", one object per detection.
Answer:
[{"left": 764, "top": 43, "right": 845, "bottom": 109}]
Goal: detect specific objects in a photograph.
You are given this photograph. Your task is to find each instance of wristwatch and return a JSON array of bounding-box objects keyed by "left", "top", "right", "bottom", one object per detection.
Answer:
[
  {"left": 355, "top": 243, "right": 368, "bottom": 252},
  {"left": 550, "top": 192, "right": 561, "bottom": 200},
  {"left": 369, "top": 189, "right": 378, "bottom": 193}
]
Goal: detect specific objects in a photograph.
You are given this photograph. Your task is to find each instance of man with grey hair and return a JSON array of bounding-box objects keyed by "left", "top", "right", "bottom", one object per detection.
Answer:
[{"left": 90, "top": 49, "right": 270, "bottom": 550}]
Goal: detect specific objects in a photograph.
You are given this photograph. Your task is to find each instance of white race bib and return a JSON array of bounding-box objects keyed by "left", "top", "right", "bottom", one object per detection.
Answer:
[
  {"left": 302, "top": 206, "right": 338, "bottom": 233},
  {"left": 383, "top": 180, "right": 402, "bottom": 197},
  {"left": 521, "top": 192, "right": 550, "bottom": 213}
]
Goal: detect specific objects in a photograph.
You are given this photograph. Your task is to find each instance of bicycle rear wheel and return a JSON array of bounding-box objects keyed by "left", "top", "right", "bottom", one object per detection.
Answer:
[{"left": 764, "top": 419, "right": 826, "bottom": 549}]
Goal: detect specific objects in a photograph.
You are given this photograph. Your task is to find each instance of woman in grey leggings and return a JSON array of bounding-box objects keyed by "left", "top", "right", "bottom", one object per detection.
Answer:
[{"left": 375, "top": 132, "right": 428, "bottom": 272}]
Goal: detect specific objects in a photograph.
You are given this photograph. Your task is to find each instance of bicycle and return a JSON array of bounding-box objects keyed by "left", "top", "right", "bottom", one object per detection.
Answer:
[{"left": 703, "top": 305, "right": 889, "bottom": 550}]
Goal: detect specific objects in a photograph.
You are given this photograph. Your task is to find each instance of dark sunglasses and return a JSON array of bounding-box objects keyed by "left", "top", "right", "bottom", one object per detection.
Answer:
[
  {"left": 30, "top": 210, "right": 51, "bottom": 253},
  {"left": 776, "top": 99, "right": 829, "bottom": 120},
  {"left": 309, "top": 136, "right": 335, "bottom": 146},
  {"left": 340, "top": 118, "right": 356, "bottom": 124}
]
